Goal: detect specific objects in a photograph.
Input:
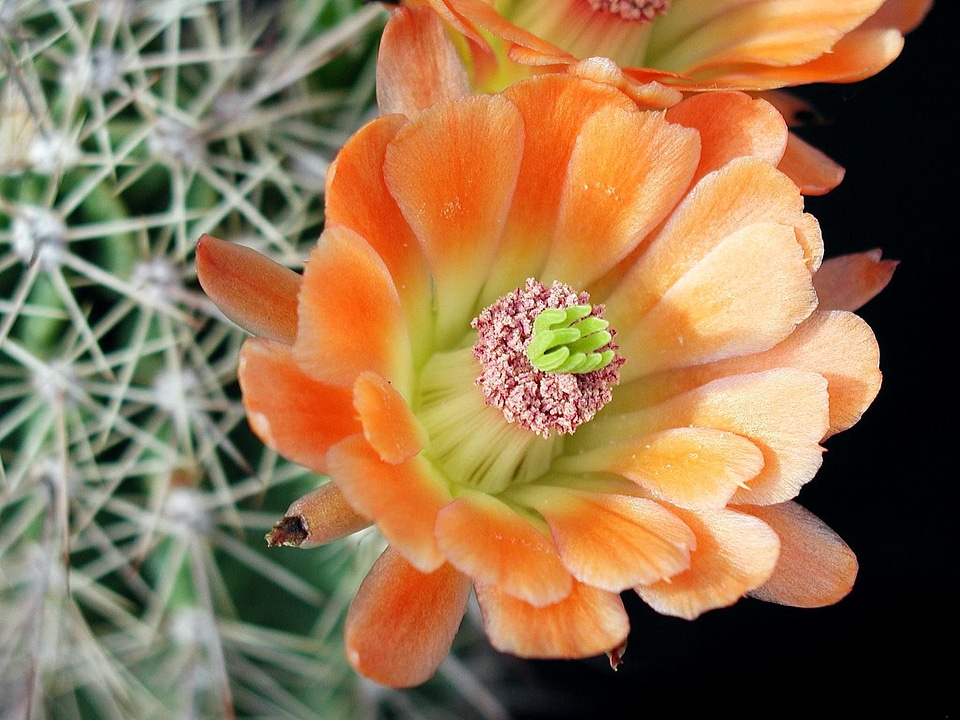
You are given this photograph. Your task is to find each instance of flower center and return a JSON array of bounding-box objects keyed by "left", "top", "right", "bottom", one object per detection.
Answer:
[
  {"left": 586, "top": 0, "right": 669, "bottom": 23},
  {"left": 413, "top": 279, "right": 623, "bottom": 495},
  {"left": 471, "top": 278, "right": 623, "bottom": 438}
]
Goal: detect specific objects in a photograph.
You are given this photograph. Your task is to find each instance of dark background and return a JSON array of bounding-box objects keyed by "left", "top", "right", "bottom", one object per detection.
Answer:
[{"left": 507, "top": 3, "right": 958, "bottom": 716}]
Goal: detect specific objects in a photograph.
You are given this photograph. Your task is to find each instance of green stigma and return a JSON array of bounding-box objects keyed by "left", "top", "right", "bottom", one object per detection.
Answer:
[{"left": 526, "top": 304, "right": 615, "bottom": 374}]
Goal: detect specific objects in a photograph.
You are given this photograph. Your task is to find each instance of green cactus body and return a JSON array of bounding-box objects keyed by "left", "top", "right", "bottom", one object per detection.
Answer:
[{"left": 0, "top": 3, "right": 507, "bottom": 718}]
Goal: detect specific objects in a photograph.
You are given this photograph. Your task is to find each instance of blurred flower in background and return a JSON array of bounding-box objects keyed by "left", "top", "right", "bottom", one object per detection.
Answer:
[{"left": 407, "top": 0, "right": 932, "bottom": 92}]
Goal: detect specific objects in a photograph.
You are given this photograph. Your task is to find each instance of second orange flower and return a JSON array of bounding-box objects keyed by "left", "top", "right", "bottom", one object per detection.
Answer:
[{"left": 410, "top": 0, "right": 932, "bottom": 93}]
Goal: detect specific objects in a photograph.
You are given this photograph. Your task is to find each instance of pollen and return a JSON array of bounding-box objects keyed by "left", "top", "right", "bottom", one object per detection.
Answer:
[
  {"left": 471, "top": 278, "right": 623, "bottom": 437},
  {"left": 587, "top": 0, "right": 670, "bottom": 23}
]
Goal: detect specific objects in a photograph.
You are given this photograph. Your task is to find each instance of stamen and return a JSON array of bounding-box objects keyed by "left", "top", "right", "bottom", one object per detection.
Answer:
[
  {"left": 587, "top": 0, "right": 670, "bottom": 23},
  {"left": 472, "top": 279, "right": 624, "bottom": 437}
]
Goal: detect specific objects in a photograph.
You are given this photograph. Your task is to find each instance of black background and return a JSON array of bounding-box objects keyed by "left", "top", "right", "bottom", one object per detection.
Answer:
[{"left": 508, "top": 3, "right": 958, "bottom": 716}]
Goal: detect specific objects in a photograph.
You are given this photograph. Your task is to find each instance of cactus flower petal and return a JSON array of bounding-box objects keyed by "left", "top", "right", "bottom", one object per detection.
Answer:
[
  {"left": 741, "top": 501, "right": 859, "bottom": 608},
  {"left": 196, "top": 234, "right": 301, "bottom": 344},
  {"left": 345, "top": 547, "right": 472, "bottom": 687}
]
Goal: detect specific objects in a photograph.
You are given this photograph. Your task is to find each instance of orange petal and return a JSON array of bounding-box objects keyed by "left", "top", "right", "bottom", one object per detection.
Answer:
[
  {"left": 777, "top": 131, "right": 845, "bottom": 196},
  {"left": 606, "top": 157, "right": 820, "bottom": 346},
  {"left": 717, "top": 27, "right": 904, "bottom": 87},
  {"left": 513, "top": 485, "right": 695, "bottom": 591},
  {"left": 327, "top": 435, "right": 452, "bottom": 572},
  {"left": 238, "top": 338, "right": 360, "bottom": 474},
  {"left": 665, "top": 92, "right": 787, "bottom": 188},
  {"left": 377, "top": 6, "right": 471, "bottom": 117},
  {"left": 542, "top": 104, "right": 700, "bottom": 289},
  {"left": 294, "top": 225, "right": 411, "bottom": 390},
  {"left": 656, "top": 1, "right": 886, "bottom": 78},
  {"left": 740, "top": 502, "right": 857, "bottom": 607},
  {"left": 701, "top": 370, "right": 829, "bottom": 505},
  {"left": 621, "top": 221, "right": 818, "bottom": 377},
  {"left": 786, "top": 26, "right": 905, "bottom": 83},
  {"left": 560, "top": 427, "right": 765, "bottom": 510},
  {"left": 416, "top": 0, "right": 543, "bottom": 93},
  {"left": 429, "top": 0, "right": 574, "bottom": 61},
  {"left": 417, "top": 0, "right": 494, "bottom": 49},
  {"left": 581, "top": 369, "right": 829, "bottom": 505},
  {"left": 624, "top": 309, "right": 881, "bottom": 438},
  {"left": 814, "top": 249, "right": 898, "bottom": 312},
  {"left": 384, "top": 94, "right": 524, "bottom": 344},
  {"left": 266, "top": 482, "right": 371, "bottom": 549},
  {"left": 196, "top": 234, "right": 301, "bottom": 344},
  {"left": 435, "top": 491, "right": 572, "bottom": 607},
  {"left": 635, "top": 507, "right": 780, "bottom": 620},
  {"left": 345, "top": 547, "right": 471, "bottom": 688},
  {"left": 743, "top": 311, "right": 882, "bottom": 437},
  {"left": 323, "top": 115, "right": 433, "bottom": 357},
  {"left": 353, "top": 371, "right": 427, "bottom": 465},
  {"left": 476, "top": 580, "right": 628, "bottom": 659},
  {"left": 747, "top": 311, "right": 881, "bottom": 437},
  {"left": 478, "top": 72, "right": 638, "bottom": 303}
]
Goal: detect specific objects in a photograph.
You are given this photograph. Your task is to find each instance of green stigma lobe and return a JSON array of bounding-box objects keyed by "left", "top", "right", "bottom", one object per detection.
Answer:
[{"left": 526, "top": 304, "right": 614, "bottom": 374}]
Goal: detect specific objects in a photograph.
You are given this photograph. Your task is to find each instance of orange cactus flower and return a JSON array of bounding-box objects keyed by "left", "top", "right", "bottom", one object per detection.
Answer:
[
  {"left": 409, "top": 0, "right": 932, "bottom": 93},
  {"left": 197, "top": 69, "right": 886, "bottom": 687},
  {"left": 394, "top": 0, "right": 930, "bottom": 196}
]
